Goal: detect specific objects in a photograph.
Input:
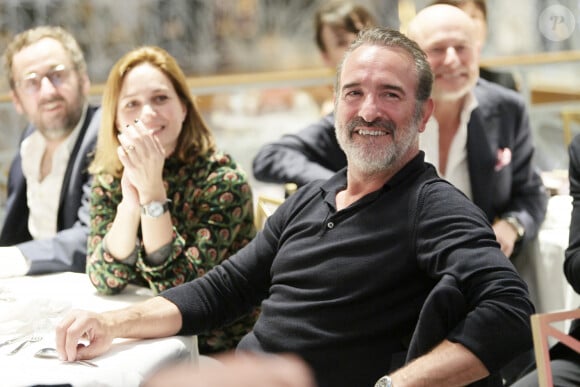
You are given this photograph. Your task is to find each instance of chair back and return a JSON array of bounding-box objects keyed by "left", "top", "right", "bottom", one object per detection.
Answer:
[
  {"left": 530, "top": 308, "right": 580, "bottom": 387},
  {"left": 255, "top": 195, "right": 284, "bottom": 230}
]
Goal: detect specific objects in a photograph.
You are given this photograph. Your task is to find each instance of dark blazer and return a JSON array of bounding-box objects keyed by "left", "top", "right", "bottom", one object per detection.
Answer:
[
  {"left": 252, "top": 112, "right": 345, "bottom": 186},
  {"left": 0, "top": 105, "right": 100, "bottom": 274},
  {"left": 479, "top": 67, "right": 518, "bottom": 92},
  {"left": 252, "top": 79, "right": 547, "bottom": 241},
  {"left": 468, "top": 79, "right": 547, "bottom": 242},
  {"left": 562, "top": 134, "right": 580, "bottom": 357},
  {"left": 509, "top": 134, "right": 580, "bottom": 383},
  {"left": 565, "top": 134, "right": 580, "bottom": 295}
]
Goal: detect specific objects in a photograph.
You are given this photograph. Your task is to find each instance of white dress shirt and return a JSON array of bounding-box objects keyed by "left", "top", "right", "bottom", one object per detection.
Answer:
[
  {"left": 0, "top": 106, "right": 87, "bottom": 278},
  {"left": 419, "top": 92, "right": 478, "bottom": 201},
  {"left": 21, "top": 107, "right": 85, "bottom": 240}
]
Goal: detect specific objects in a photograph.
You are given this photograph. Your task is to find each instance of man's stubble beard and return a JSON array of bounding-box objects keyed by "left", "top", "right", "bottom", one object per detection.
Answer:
[{"left": 35, "top": 83, "right": 85, "bottom": 141}]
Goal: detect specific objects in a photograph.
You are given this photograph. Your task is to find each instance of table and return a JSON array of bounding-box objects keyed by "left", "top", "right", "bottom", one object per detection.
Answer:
[
  {"left": 0, "top": 272, "right": 198, "bottom": 387},
  {"left": 514, "top": 195, "right": 580, "bottom": 331}
]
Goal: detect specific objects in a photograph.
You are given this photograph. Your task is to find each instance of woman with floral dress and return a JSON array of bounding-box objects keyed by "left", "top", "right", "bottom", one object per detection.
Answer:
[{"left": 86, "top": 46, "right": 257, "bottom": 354}]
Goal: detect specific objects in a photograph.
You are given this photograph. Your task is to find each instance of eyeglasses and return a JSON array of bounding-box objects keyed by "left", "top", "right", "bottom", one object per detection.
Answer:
[{"left": 15, "top": 64, "right": 71, "bottom": 95}]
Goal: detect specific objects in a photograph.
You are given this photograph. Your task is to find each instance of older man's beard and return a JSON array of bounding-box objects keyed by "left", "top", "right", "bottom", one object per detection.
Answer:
[
  {"left": 432, "top": 72, "right": 478, "bottom": 102},
  {"left": 337, "top": 115, "right": 419, "bottom": 175},
  {"left": 431, "top": 83, "right": 471, "bottom": 102}
]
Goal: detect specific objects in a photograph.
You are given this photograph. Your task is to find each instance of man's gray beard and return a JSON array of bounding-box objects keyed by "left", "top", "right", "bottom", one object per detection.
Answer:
[
  {"left": 432, "top": 77, "right": 477, "bottom": 102},
  {"left": 345, "top": 141, "right": 397, "bottom": 175},
  {"left": 338, "top": 119, "right": 419, "bottom": 176}
]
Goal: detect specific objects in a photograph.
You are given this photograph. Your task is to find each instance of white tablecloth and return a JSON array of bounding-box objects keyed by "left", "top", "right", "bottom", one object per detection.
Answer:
[
  {"left": 515, "top": 195, "right": 580, "bottom": 327},
  {"left": 0, "top": 272, "right": 198, "bottom": 387}
]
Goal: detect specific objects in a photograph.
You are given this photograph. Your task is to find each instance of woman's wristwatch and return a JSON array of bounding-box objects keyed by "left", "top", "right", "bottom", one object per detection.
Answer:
[
  {"left": 374, "top": 375, "right": 393, "bottom": 387},
  {"left": 141, "top": 200, "right": 170, "bottom": 218}
]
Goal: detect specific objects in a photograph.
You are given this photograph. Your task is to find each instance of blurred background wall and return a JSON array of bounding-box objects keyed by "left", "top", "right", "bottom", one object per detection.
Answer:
[
  {"left": 0, "top": 0, "right": 577, "bottom": 91},
  {"left": 0, "top": 0, "right": 579, "bottom": 204},
  {"left": 0, "top": 0, "right": 401, "bottom": 90}
]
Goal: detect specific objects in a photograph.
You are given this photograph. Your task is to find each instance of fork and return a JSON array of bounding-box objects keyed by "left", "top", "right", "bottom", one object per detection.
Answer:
[
  {"left": 7, "top": 336, "right": 42, "bottom": 355},
  {"left": 0, "top": 334, "right": 27, "bottom": 348}
]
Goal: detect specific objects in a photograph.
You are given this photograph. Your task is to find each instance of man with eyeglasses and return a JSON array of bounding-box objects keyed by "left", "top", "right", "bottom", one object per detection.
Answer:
[{"left": 0, "top": 26, "right": 100, "bottom": 277}]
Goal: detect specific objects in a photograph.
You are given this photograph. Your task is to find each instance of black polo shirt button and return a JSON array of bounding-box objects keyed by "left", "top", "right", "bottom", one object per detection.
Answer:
[{"left": 327, "top": 221, "right": 334, "bottom": 229}]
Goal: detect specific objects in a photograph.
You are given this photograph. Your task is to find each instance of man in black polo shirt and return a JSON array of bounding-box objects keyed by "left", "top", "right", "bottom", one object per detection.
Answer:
[{"left": 56, "top": 27, "right": 533, "bottom": 387}]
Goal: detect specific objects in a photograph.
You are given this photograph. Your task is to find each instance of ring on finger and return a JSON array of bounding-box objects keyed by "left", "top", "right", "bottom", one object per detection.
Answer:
[{"left": 126, "top": 144, "right": 136, "bottom": 151}]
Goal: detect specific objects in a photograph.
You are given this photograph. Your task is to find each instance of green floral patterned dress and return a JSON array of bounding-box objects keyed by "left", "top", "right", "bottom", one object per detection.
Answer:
[{"left": 87, "top": 151, "right": 258, "bottom": 353}]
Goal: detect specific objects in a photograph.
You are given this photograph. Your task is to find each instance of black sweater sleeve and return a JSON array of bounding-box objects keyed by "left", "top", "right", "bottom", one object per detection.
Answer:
[{"left": 252, "top": 113, "right": 347, "bottom": 187}]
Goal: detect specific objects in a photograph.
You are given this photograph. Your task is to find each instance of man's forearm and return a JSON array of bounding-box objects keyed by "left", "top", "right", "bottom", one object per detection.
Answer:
[
  {"left": 107, "top": 296, "right": 183, "bottom": 339},
  {"left": 389, "top": 340, "right": 489, "bottom": 387}
]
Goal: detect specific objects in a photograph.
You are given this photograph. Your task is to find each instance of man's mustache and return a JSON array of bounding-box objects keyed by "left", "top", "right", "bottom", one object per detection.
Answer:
[{"left": 346, "top": 117, "right": 396, "bottom": 134}]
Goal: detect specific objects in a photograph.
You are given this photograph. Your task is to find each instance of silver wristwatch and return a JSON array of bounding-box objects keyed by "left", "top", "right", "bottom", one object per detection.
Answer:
[
  {"left": 374, "top": 375, "right": 393, "bottom": 387},
  {"left": 503, "top": 215, "right": 525, "bottom": 241},
  {"left": 141, "top": 200, "right": 170, "bottom": 218}
]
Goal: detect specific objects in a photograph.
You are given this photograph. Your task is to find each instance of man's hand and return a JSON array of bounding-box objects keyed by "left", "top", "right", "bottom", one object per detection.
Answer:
[
  {"left": 55, "top": 297, "right": 183, "bottom": 363},
  {"left": 492, "top": 219, "right": 519, "bottom": 258},
  {"left": 55, "top": 309, "right": 115, "bottom": 362}
]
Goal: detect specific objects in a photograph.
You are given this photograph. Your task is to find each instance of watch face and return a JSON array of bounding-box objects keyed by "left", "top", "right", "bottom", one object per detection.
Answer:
[
  {"left": 374, "top": 376, "right": 391, "bottom": 387},
  {"left": 145, "top": 202, "right": 164, "bottom": 217}
]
